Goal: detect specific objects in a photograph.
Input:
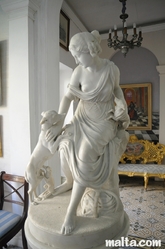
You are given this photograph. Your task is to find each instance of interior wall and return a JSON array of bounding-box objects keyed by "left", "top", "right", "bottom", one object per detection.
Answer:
[
  {"left": 111, "top": 47, "right": 159, "bottom": 113},
  {"left": 59, "top": 62, "right": 73, "bottom": 125},
  {"left": 0, "top": 5, "right": 9, "bottom": 170}
]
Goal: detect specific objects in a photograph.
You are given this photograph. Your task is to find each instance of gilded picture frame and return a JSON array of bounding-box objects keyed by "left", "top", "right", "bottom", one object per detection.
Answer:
[
  {"left": 120, "top": 83, "right": 152, "bottom": 130},
  {"left": 60, "top": 10, "right": 70, "bottom": 51}
]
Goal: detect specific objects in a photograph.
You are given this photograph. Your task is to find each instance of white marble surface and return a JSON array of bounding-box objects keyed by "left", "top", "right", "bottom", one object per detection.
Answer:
[{"left": 25, "top": 191, "right": 129, "bottom": 249}]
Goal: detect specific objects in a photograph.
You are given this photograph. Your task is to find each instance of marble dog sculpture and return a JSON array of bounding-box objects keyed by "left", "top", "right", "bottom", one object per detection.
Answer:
[
  {"left": 25, "top": 110, "right": 65, "bottom": 204},
  {"left": 38, "top": 165, "right": 55, "bottom": 201}
]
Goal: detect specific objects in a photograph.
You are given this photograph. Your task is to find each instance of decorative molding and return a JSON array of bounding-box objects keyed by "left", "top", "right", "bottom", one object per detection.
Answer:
[
  {"left": 142, "top": 23, "right": 165, "bottom": 33},
  {"left": 156, "top": 65, "right": 165, "bottom": 76},
  {"left": 0, "top": 0, "right": 41, "bottom": 20}
]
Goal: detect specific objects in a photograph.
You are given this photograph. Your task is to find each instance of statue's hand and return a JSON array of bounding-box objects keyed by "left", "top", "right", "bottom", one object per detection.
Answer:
[
  {"left": 114, "top": 108, "right": 125, "bottom": 121},
  {"left": 121, "top": 119, "right": 130, "bottom": 130},
  {"left": 45, "top": 123, "right": 63, "bottom": 142},
  {"left": 117, "top": 114, "right": 130, "bottom": 130},
  {"left": 114, "top": 98, "right": 127, "bottom": 120},
  {"left": 114, "top": 108, "right": 130, "bottom": 130},
  {"left": 49, "top": 133, "right": 71, "bottom": 154}
]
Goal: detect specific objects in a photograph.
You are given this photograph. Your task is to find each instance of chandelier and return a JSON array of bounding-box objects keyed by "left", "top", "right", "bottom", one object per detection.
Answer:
[{"left": 107, "top": 0, "right": 143, "bottom": 57}]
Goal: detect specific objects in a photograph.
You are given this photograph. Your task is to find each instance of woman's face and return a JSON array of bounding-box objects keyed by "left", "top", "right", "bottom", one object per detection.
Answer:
[{"left": 70, "top": 50, "right": 94, "bottom": 68}]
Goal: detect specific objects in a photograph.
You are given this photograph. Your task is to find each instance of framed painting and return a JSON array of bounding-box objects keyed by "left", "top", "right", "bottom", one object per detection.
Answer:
[
  {"left": 60, "top": 10, "right": 70, "bottom": 51},
  {"left": 120, "top": 83, "right": 152, "bottom": 130}
]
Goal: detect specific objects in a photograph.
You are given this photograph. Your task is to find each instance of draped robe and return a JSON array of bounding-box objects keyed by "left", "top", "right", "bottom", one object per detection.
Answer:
[{"left": 59, "top": 60, "right": 129, "bottom": 189}]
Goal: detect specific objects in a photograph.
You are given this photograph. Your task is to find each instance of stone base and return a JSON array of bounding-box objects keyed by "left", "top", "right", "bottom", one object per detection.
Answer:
[{"left": 25, "top": 191, "right": 129, "bottom": 249}]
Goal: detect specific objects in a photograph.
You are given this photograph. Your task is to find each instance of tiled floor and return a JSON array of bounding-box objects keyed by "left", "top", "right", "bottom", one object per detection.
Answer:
[{"left": 127, "top": 113, "right": 159, "bottom": 143}]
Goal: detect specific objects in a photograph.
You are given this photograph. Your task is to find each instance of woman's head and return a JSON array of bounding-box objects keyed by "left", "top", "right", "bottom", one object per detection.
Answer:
[{"left": 69, "top": 30, "right": 102, "bottom": 57}]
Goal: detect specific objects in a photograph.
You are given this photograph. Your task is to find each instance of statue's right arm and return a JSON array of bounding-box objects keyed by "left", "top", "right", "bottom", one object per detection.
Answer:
[
  {"left": 45, "top": 67, "right": 81, "bottom": 142},
  {"left": 58, "top": 65, "right": 81, "bottom": 115}
]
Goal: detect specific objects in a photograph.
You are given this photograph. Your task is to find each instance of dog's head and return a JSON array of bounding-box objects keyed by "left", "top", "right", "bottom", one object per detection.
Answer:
[{"left": 40, "top": 110, "right": 65, "bottom": 129}]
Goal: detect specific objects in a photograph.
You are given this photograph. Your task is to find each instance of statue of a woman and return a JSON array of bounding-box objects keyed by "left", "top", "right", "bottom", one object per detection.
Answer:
[{"left": 48, "top": 30, "right": 130, "bottom": 235}]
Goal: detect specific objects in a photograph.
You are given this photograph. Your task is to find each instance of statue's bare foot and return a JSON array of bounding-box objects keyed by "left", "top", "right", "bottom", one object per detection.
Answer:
[
  {"left": 35, "top": 196, "right": 42, "bottom": 201},
  {"left": 32, "top": 201, "right": 38, "bottom": 205},
  {"left": 61, "top": 214, "right": 76, "bottom": 235}
]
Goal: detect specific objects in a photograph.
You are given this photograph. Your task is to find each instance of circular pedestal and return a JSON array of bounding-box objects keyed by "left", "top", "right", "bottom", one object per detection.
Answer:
[{"left": 25, "top": 191, "right": 129, "bottom": 249}]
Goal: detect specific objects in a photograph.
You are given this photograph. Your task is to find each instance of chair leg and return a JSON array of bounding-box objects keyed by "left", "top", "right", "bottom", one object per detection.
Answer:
[
  {"left": 144, "top": 175, "right": 148, "bottom": 191},
  {"left": 22, "top": 226, "right": 28, "bottom": 249},
  {"left": 1, "top": 245, "right": 7, "bottom": 249}
]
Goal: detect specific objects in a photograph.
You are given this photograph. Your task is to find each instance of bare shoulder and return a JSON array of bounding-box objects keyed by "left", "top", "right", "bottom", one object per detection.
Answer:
[
  {"left": 108, "top": 60, "right": 119, "bottom": 73},
  {"left": 108, "top": 61, "right": 120, "bottom": 85},
  {"left": 70, "top": 65, "right": 82, "bottom": 87}
]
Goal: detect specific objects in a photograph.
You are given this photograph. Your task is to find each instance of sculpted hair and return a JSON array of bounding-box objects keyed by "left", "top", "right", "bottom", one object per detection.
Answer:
[{"left": 69, "top": 30, "right": 102, "bottom": 57}]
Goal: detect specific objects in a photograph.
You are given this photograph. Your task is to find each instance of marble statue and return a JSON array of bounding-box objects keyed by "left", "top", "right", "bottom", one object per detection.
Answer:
[
  {"left": 25, "top": 110, "right": 65, "bottom": 204},
  {"left": 46, "top": 30, "right": 130, "bottom": 235},
  {"left": 25, "top": 30, "right": 130, "bottom": 249}
]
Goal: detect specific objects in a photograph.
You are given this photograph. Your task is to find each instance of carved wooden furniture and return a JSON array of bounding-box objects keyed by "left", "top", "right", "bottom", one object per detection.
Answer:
[
  {"left": 118, "top": 135, "right": 165, "bottom": 189},
  {"left": 0, "top": 171, "right": 28, "bottom": 249}
]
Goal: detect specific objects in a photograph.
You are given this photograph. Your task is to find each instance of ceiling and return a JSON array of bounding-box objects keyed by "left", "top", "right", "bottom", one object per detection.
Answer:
[{"left": 64, "top": 0, "right": 165, "bottom": 34}]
